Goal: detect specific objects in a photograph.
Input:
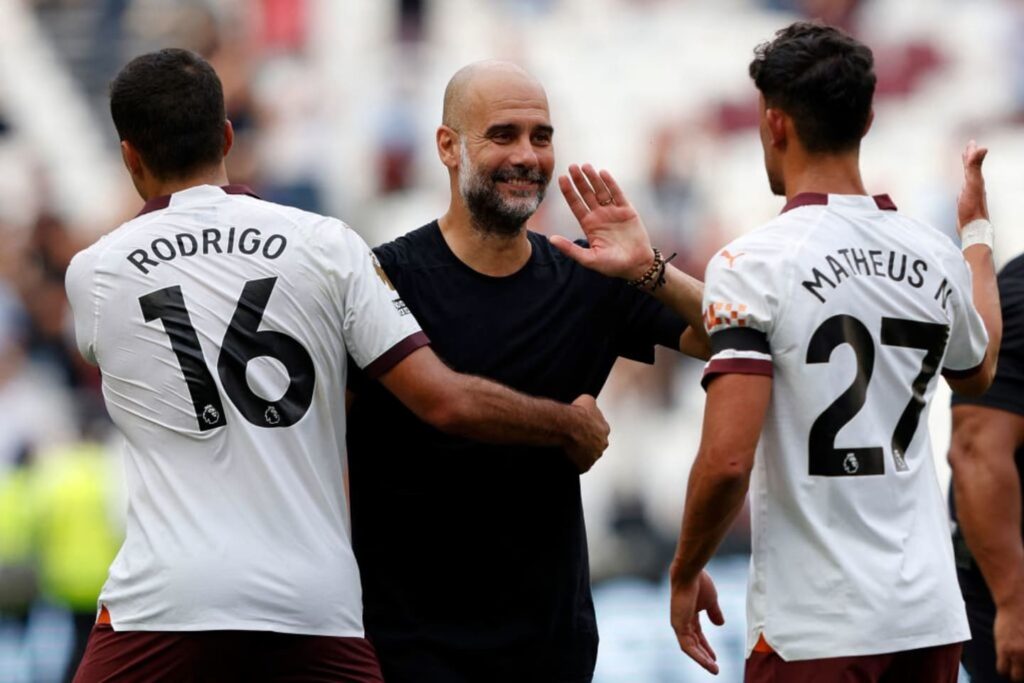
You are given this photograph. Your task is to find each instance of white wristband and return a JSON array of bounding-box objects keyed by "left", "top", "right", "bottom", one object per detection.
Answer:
[{"left": 960, "top": 218, "right": 994, "bottom": 251}]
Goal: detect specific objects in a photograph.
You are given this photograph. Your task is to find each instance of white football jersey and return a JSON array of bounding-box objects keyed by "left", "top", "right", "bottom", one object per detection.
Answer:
[
  {"left": 703, "top": 193, "right": 985, "bottom": 661},
  {"left": 65, "top": 184, "right": 426, "bottom": 636}
]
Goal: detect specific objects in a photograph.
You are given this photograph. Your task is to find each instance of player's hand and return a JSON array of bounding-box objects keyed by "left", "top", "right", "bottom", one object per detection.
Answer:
[
  {"left": 670, "top": 567, "right": 724, "bottom": 675},
  {"left": 565, "top": 394, "right": 609, "bottom": 473},
  {"left": 995, "top": 594, "right": 1024, "bottom": 681},
  {"left": 957, "top": 140, "right": 989, "bottom": 231},
  {"left": 550, "top": 164, "right": 656, "bottom": 281}
]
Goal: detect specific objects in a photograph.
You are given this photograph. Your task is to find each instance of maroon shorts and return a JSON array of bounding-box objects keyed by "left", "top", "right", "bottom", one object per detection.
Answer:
[
  {"left": 72, "top": 622, "right": 384, "bottom": 683},
  {"left": 745, "top": 640, "right": 963, "bottom": 683}
]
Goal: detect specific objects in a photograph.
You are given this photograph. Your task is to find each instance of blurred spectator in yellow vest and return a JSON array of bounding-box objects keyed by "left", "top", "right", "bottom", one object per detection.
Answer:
[{"left": 32, "top": 442, "right": 122, "bottom": 682}]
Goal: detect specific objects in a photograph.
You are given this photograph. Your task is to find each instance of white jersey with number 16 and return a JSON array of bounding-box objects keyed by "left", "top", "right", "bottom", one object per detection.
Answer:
[
  {"left": 702, "top": 193, "right": 985, "bottom": 661},
  {"left": 65, "top": 184, "right": 427, "bottom": 636}
]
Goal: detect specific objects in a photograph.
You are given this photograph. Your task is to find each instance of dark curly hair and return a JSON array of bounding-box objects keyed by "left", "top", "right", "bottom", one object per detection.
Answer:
[{"left": 749, "top": 22, "right": 876, "bottom": 153}]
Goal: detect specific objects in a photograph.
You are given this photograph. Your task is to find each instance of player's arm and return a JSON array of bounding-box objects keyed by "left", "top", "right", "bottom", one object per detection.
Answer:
[
  {"left": 668, "top": 372, "right": 770, "bottom": 674},
  {"left": 550, "top": 164, "right": 711, "bottom": 360},
  {"left": 949, "top": 404, "right": 1024, "bottom": 680},
  {"left": 947, "top": 141, "right": 1000, "bottom": 396},
  {"left": 65, "top": 249, "right": 100, "bottom": 365},
  {"left": 378, "top": 345, "right": 609, "bottom": 472}
]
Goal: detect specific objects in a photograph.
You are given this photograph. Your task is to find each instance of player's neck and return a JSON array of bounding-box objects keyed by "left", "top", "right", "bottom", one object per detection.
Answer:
[
  {"left": 140, "top": 165, "right": 231, "bottom": 202},
  {"left": 438, "top": 204, "right": 533, "bottom": 278},
  {"left": 783, "top": 151, "right": 867, "bottom": 200}
]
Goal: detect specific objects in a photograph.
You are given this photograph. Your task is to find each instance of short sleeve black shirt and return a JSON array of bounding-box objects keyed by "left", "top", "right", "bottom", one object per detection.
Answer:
[
  {"left": 950, "top": 253, "right": 1024, "bottom": 578},
  {"left": 346, "top": 222, "right": 686, "bottom": 682}
]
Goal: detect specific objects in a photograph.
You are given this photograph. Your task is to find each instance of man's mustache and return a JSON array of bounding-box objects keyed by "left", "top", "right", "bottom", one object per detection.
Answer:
[{"left": 492, "top": 167, "right": 548, "bottom": 184}]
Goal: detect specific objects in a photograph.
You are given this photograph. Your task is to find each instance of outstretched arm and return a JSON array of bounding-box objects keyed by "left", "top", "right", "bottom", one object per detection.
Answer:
[
  {"left": 948, "top": 141, "right": 1000, "bottom": 396},
  {"left": 550, "top": 164, "right": 709, "bottom": 359},
  {"left": 378, "top": 346, "right": 609, "bottom": 473}
]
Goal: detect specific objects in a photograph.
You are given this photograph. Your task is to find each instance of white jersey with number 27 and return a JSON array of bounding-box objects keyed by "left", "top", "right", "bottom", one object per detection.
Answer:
[
  {"left": 702, "top": 193, "right": 985, "bottom": 661},
  {"left": 65, "top": 185, "right": 427, "bottom": 636}
]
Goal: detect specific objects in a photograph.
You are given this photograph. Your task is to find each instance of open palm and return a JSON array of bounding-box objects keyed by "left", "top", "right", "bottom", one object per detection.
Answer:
[{"left": 550, "top": 164, "right": 654, "bottom": 281}]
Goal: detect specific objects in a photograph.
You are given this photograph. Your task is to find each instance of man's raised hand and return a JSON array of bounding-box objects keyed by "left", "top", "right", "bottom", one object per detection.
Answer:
[
  {"left": 550, "top": 164, "right": 655, "bottom": 281},
  {"left": 957, "top": 140, "right": 989, "bottom": 232}
]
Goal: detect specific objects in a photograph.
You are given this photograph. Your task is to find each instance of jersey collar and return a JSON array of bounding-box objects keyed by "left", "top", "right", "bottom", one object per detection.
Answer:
[
  {"left": 135, "top": 184, "right": 261, "bottom": 217},
  {"left": 781, "top": 192, "right": 897, "bottom": 214}
]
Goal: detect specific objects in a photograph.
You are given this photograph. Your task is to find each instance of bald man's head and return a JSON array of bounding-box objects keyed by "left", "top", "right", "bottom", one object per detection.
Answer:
[
  {"left": 435, "top": 60, "right": 554, "bottom": 236},
  {"left": 441, "top": 60, "right": 546, "bottom": 132}
]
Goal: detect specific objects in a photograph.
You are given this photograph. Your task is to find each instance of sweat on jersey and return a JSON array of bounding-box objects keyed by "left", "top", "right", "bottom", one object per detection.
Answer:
[
  {"left": 65, "top": 184, "right": 427, "bottom": 636},
  {"left": 702, "top": 193, "right": 986, "bottom": 661}
]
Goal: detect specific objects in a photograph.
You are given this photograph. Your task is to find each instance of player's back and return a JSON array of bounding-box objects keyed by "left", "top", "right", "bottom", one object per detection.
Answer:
[
  {"left": 66, "top": 185, "right": 373, "bottom": 635},
  {"left": 703, "top": 193, "right": 985, "bottom": 660}
]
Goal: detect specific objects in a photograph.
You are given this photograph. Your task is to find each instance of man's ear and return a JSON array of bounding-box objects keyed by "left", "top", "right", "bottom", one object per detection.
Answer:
[
  {"left": 223, "top": 119, "right": 235, "bottom": 157},
  {"left": 862, "top": 108, "right": 874, "bottom": 138},
  {"left": 120, "top": 140, "right": 144, "bottom": 179},
  {"left": 437, "top": 125, "right": 460, "bottom": 170},
  {"left": 765, "top": 107, "right": 787, "bottom": 150}
]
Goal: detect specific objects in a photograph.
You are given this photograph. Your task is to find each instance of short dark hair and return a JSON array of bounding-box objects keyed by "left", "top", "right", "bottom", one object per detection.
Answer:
[
  {"left": 110, "top": 49, "right": 226, "bottom": 180},
  {"left": 749, "top": 22, "right": 876, "bottom": 153}
]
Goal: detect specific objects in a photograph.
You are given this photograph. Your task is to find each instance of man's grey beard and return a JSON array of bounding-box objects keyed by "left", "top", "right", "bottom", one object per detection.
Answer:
[{"left": 458, "top": 142, "right": 548, "bottom": 237}]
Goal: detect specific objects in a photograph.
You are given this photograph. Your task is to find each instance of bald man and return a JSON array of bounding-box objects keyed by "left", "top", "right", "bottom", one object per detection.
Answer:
[{"left": 345, "top": 61, "right": 707, "bottom": 682}]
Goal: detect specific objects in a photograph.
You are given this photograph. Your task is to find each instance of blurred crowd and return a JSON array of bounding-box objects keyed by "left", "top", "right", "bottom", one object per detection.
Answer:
[{"left": 2, "top": 0, "right": 1024, "bottom": 680}]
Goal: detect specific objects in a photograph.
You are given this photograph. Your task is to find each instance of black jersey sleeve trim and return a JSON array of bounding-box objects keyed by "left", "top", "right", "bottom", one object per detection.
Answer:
[
  {"left": 711, "top": 327, "right": 770, "bottom": 355},
  {"left": 942, "top": 361, "right": 984, "bottom": 381},
  {"left": 364, "top": 331, "right": 431, "bottom": 379}
]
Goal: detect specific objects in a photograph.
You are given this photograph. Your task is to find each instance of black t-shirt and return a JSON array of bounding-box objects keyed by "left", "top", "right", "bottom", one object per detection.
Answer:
[
  {"left": 951, "top": 253, "right": 1024, "bottom": 583},
  {"left": 346, "top": 222, "right": 686, "bottom": 682}
]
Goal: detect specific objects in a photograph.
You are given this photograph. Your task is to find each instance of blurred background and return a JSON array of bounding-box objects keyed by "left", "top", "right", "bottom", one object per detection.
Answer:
[{"left": 1, "top": 0, "right": 1022, "bottom": 680}]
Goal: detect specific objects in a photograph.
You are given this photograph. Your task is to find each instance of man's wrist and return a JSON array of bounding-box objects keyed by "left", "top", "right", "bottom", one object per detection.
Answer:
[
  {"left": 990, "top": 567, "right": 1024, "bottom": 609},
  {"left": 960, "top": 218, "right": 994, "bottom": 252},
  {"left": 669, "top": 555, "right": 702, "bottom": 586},
  {"left": 627, "top": 248, "right": 676, "bottom": 291},
  {"left": 560, "top": 404, "right": 585, "bottom": 448},
  {"left": 628, "top": 249, "right": 657, "bottom": 282}
]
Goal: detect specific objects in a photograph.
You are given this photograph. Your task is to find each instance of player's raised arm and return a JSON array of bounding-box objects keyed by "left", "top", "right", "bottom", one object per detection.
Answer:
[
  {"left": 550, "top": 164, "right": 710, "bottom": 359},
  {"left": 377, "top": 346, "right": 609, "bottom": 473},
  {"left": 948, "top": 141, "right": 1001, "bottom": 396}
]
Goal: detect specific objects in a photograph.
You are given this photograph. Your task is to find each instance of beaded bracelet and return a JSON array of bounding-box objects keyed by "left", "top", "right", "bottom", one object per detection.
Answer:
[{"left": 627, "top": 248, "right": 678, "bottom": 291}]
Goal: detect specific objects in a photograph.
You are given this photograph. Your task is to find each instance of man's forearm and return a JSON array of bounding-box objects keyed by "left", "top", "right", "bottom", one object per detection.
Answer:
[
  {"left": 951, "top": 413, "right": 1024, "bottom": 605},
  {"left": 650, "top": 265, "right": 706, "bottom": 338},
  {"left": 672, "top": 373, "right": 769, "bottom": 582},
  {"left": 379, "top": 346, "right": 606, "bottom": 468},
  {"left": 440, "top": 374, "right": 582, "bottom": 448},
  {"left": 966, "top": 244, "right": 1002, "bottom": 377},
  {"left": 671, "top": 452, "right": 751, "bottom": 583},
  {"left": 955, "top": 460, "right": 1024, "bottom": 604}
]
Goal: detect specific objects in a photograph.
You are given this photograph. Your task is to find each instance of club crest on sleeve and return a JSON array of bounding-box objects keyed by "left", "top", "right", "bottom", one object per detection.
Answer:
[
  {"left": 370, "top": 253, "right": 396, "bottom": 291},
  {"left": 704, "top": 301, "right": 749, "bottom": 333}
]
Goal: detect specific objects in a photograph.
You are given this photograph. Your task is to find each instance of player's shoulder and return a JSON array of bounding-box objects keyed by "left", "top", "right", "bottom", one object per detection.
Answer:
[
  {"left": 707, "top": 218, "right": 797, "bottom": 277},
  {"left": 898, "top": 212, "right": 963, "bottom": 257},
  {"left": 66, "top": 213, "right": 155, "bottom": 281},
  {"left": 242, "top": 196, "right": 346, "bottom": 237}
]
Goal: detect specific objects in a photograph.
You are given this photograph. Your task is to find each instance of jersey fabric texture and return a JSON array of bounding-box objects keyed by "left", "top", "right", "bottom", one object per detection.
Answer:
[
  {"left": 65, "top": 184, "right": 426, "bottom": 636},
  {"left": 703, "top": 193, "right": 986, "bottom": 661},
  {"left": 345, "top": 221, "right": 687, "bottom": 683},
  {"left": 950, "top": 253, "right": 1024, "bottom": 683}
]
